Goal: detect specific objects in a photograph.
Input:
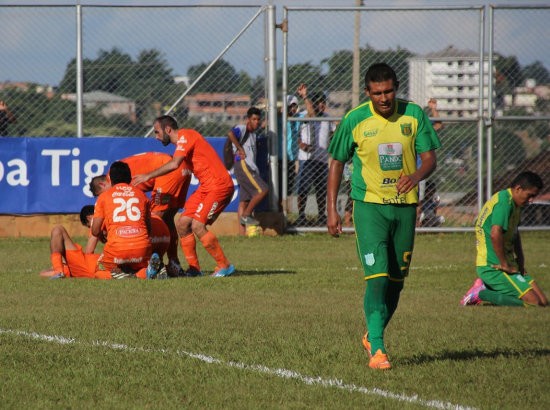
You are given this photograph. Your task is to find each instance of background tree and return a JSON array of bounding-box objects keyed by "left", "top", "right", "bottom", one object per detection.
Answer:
[{"left": 521, "top": 61, "right": 550, "bottom": 85}]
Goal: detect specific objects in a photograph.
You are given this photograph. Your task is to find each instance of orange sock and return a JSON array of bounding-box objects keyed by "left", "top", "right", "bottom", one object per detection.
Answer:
[
  {"left": 200, "top": 231, "right": 229, "bottom": 268},
  {"left": 180, "top": 233, "right": 201, "bottom": 271},
  {"left": 51, "top": 252, "right": 64, "bottom": 273},
  {"left": 94, "top": 270, "right": 112, "bottom": 280}
]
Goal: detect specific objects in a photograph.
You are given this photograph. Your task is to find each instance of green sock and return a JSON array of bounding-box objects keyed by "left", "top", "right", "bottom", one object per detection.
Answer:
[
  {"left": 364, "top": 276, "right": 388, "bottom": 354},
  {"left": 479, "top": 289, "right": 524, "bottom": 306},
  {"left": 385, "top": 280, "right": 404, "bottom": 327}
]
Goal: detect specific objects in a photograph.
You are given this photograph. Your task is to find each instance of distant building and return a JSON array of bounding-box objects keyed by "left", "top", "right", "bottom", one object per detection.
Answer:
[
  {"left": 408, "top": 45, "right": 490, "bottom": 117},
  {"left": 503, "top": 80, "right": 550, "bottom": 114},
  {"left": 61, "top": 90, "right": 136, "bottom": 121},
  {"left": 184, "top": 93, "right": 250, "bottom": 123}
]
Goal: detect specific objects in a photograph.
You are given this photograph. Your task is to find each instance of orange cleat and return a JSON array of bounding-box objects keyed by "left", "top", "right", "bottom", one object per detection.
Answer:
[{"left": 369, "top": 349, "right": 392, "bottom": 370}]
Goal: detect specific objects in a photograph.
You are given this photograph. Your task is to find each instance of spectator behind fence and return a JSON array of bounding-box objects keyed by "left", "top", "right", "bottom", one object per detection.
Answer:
[
  {"left": 0, "top": 100, "right": 17, "bottom": 136},
  {"left": 296, "top": 90, "right": 335, "bottom": 226}
]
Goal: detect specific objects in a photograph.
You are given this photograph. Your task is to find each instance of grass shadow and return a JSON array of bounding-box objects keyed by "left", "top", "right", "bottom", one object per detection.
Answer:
[
  {"left": 400, "top": 347, "right": 550, "bottom": 366},
  {"left": 232, "top": 269, "right": 296, "bottom": 276}
]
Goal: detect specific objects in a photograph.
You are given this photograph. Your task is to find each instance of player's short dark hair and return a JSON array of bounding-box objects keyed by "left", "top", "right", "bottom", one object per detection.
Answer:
[
  {"left": 79, "top": 205, "right": 95, "bottom": 227},
  {"left": 510, "top": 171, "right": 543, "bottom": 190},
  {"left": 247, "top": 107, "right": 262, "bottom": 118},
  {"left": 364, "top": 63, "right": 399, "bottom": 91},
  {"left": 89, "top": 175, "right": 107, "bottom": 197},
  {"left": 109, "top": 161, "right": 132, "bottom": 185},
  {"left": 155, "top": 115, "right": 178, "bottom": 130},
  {"left": 311, "top": 92, "right": 327, "bottom": 105}
]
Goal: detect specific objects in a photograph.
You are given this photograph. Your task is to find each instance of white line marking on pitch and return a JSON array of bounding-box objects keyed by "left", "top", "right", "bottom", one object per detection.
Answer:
[{"left": 0, "top": 328, "right": 475, "bottom": 410}]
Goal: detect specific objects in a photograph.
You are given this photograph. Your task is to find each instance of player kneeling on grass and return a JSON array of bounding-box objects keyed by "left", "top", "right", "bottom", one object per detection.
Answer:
[
  {"left": 462, "top": 171, "right": 548, "bottom": 307},
  {"left": 42, "top": 205, "right": 170, "bottom": 280},
  {"left": 92, "top": 161, "right": 165, "bottom": 279}
]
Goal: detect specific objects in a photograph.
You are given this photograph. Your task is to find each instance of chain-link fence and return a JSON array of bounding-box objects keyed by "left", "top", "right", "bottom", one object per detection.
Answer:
[
  {"left": 1, "top": 4, "right": 549, "bottom": 230},
  {"left": 282, "top": 5, "right": 550, "bottom": 231},
  {"left": 0, "top": 5, "right": 266, "bottom": 138}
]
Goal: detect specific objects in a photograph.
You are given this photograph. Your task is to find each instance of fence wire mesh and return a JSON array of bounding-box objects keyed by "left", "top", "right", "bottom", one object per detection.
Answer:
[
  {"left": 0, "top": 4, "right": 548, "bottom": 229},
  {"left": 282, "top": 6, "right": 550, "bottom": 230}
]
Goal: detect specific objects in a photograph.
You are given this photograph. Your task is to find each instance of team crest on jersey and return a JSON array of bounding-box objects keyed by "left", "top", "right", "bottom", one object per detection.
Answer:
[
  {"left": 400, "top": 123, "right": 412, "bottom": 136},
  {"left": 364, "top": 253, "right": 375, "bottom": 266}
]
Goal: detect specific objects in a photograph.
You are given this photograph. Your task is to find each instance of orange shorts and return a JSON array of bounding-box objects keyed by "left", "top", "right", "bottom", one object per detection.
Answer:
[
  {"left": 65, "top": 244, "right": 100, "bottom": 278},
  {"left": 150, "top": 168, "right": 191, "bottom": 212},
  {"left": 97, "top": 244, "right": 151, "bottom": 272},
  {"left": 183, "top": 184, "right": 234, "bottom": 225}
]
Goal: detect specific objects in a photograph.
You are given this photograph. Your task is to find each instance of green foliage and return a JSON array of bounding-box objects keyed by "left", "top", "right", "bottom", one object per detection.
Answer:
[
  {"left": 521, "top": 60, "right": 550, "bottom": 85},
  {"left": 0, "top": 232, "right": 549, "bottom": 409}
]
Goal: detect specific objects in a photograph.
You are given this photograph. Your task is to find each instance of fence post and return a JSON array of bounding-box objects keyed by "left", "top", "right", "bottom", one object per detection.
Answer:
[
  {"left": 476, "top": 6, "right": 486, "bottom": 212},
  {"left": 266, "top": 4, "right": 279, "bottom": 212},
  {"left": 76, "top": 3, "right": 83, "bottom": 138}
]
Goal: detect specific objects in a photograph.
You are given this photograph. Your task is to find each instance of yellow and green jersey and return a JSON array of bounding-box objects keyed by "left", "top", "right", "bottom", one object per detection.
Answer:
[
  {"left": 475, "top": 188, "right": 520, "bottom": 268},
  {"left": 328, "top": 99, "right": 440, "bottom": 205}
]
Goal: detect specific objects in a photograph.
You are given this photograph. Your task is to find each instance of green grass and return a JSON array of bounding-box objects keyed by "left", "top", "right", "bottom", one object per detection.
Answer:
[{"left": 1, "top": 232, "right": 549, "bottom": 409}]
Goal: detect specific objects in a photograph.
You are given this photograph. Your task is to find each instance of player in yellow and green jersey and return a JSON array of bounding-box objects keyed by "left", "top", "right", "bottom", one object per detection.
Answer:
[
  {"left": 461, "top": 171, "right": 547, "bottom": 307},
  {"left": 327, "top": 63, "right": 441, "bottom": 370}
]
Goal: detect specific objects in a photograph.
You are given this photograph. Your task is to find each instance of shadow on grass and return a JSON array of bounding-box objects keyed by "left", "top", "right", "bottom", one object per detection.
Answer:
[
  {"left": 232, "top": 269, "right": 296, "bottom": 276},
  {"left": 400, "top": 347, "right": 550, "bottom": 366}
]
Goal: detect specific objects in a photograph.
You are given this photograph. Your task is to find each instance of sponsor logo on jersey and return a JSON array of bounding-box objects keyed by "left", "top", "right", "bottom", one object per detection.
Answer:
[
  {"left": 364, "top": 253, "right": 375, "bottom": 266},
  {"left": 382, "top": 177, "right": 398, "bottom": 185},
  {"left": 363, "top": 129, "right": 378, "bottom": 137},
  {"left": 114, "top": 256, "right": 144, "bottom": 264},
  {"left": 116, "top": 225, "right": 144, "bottom": 238},
  {"left": 378, "top": 143, "right": 403, "bottom": 171},
  {"left": 400, "top": 123, "right": 412, "bottom": 136}
]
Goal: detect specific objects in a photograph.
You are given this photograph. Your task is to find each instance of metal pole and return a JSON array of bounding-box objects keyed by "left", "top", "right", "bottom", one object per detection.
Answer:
[
  {"left": 266, "top": 4, "right": 278, "bottom": 212},
  {"left": 476, "top": 6, "right": 485, "bottom": 212},
  {"left": 351, "top": 0, "right": 363, "bottom": 107},
  {"left": 281, "top": 8, "right": 289, "bottom": 214},
  {"left": 486, "top": 6, "right": 494, "bottom": 200},
  {"left": 76, "top": 3, "right": 83, "bottom": 138}
]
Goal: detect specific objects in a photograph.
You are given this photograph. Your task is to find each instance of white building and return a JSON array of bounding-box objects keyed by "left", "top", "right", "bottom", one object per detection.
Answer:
[{"left": 408, "top": 45, "right": 490, "bottom": 117}]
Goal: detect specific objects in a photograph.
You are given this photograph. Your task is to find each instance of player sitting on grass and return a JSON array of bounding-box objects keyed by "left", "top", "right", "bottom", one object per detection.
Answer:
[
  {"left": 91, "top": 161, "right": 164, "bottom": 279},
  {"left": 462, "top": 171, "right": 547, "bottom": 307}
]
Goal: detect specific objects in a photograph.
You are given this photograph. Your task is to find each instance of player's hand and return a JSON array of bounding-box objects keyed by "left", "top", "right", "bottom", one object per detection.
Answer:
[
  {"left": 396, "top": 173, "right": 418, "bottom": 195},
  {"left": 491, "top": 264, "right": 518, "bottom": 274},
  {"left": 327, "top": 211, "right": 342, "bottom": 238},
  {"left": 132, "top": 174, "right": 149, "bottom": 186}
]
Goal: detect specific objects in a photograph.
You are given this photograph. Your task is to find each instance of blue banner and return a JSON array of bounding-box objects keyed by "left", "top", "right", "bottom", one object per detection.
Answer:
[{"left": 0, "top": 136, "right": 268, "bottom": 214}]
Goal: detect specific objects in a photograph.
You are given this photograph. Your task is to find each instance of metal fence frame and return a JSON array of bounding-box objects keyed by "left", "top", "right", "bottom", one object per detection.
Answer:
[{"left": 282, "top": 4, "right": 550, "bottom": 232}]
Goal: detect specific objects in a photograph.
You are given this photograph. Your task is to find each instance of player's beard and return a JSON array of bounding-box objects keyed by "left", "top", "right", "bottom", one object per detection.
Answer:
[{"left": 161, "top": 132, "right": 170, "bottom": 146}]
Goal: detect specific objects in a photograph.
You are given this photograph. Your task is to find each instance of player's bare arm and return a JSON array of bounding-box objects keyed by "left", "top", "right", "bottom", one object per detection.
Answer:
[
  {"left": 327, "top": 159, "right": 344, "bottom": 238},
  {"left": 91, "top": 216, "right": 106, "bottom": 243},
  {"left": 132, "top": 156, "right": 184, "bottom": 186},
  {"left": 83, "top": 235, "right": 99, "bottom": 254},
  {"left": 490, "top": 225, "right": 517, "bottom": 273},
  {"left": 396, "top": 150, "right": 437, "bottom": 195},
  {"left": 514, "top": 231, "right": 525, "bottom": 273},
  {"left": 227, "top": 130, "right": 246, "bottom": 159}
]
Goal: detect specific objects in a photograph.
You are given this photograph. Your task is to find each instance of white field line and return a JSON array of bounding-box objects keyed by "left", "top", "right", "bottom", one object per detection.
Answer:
[{"left": 0, "top": 328, "right": 475, "bottom": 410}]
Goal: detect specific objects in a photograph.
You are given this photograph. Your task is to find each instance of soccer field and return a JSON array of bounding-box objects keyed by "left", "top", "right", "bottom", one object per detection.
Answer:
[{"left": 1, "top": 232, "right": 549, "bottom": 409}]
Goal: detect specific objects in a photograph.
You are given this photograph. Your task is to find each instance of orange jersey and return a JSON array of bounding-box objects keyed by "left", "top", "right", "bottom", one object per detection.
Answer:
[
  {"left": 173, "top": 129, "right": 233, "bottom": 190},
  {"left": 122, "top": 152, "right": 191, "bottom": 211},
  {"left": 93, "top": 183, "right": 151, "bottom": 252}
]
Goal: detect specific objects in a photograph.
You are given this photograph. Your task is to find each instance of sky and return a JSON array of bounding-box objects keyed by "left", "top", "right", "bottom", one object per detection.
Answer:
[{"left": 1, "top": 0, "right": 549, "bottom": 86}]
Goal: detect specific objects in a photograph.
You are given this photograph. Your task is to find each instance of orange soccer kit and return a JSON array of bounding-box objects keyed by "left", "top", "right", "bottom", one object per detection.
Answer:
[
  {"left": 122, "top": 152, "right": 191, "bottom": 212},
  {"left": 173, "top": 129, "right": 235, "bottom": 273},
  {"left": 93, "top": 183, "right": 152, "bottom": 278}
]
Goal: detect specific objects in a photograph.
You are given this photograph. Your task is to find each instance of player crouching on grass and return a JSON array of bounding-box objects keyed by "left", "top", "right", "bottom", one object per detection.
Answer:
[
  {"left": 42, "top": 204, "right": 170, "bottom": 280},
  {"left": 462, "top": 171, "right": 547, "bottom": 307},
  {"left": 91, "top": 161, "right": 165, "bottom": 279}
]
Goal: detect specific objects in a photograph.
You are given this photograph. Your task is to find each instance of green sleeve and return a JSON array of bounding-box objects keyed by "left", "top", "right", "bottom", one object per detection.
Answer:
[
  {"left": 415, "top": 108, "right": 441, "bottom": 154},
  {"left": 328, "top": 115, "right": 355, "bottom": 162}
]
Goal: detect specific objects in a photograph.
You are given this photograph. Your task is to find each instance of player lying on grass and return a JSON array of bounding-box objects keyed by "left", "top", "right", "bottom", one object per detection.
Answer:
[
  {"left": 90, "top": 151, "right": 191, "bottom": 277},
  {"left": 462, "top": 171, "right": 548, "bottom": 307},
  {"left": 42, "top": 204, "right": 171, "bottom": 279}
]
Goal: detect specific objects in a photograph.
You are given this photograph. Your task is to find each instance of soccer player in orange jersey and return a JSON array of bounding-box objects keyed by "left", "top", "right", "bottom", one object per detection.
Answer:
[
  {"left": 43, "top": 206, "right": 170, "bottom": 279},
  {"left": 132, "top": 115, "right": 235, "bottom": 277},
  {"left": 92, "top": 161, "right": 162, "bottom": 279},
  {"left": 90, "top": 152, "right": 191, "bottom": 277}
]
